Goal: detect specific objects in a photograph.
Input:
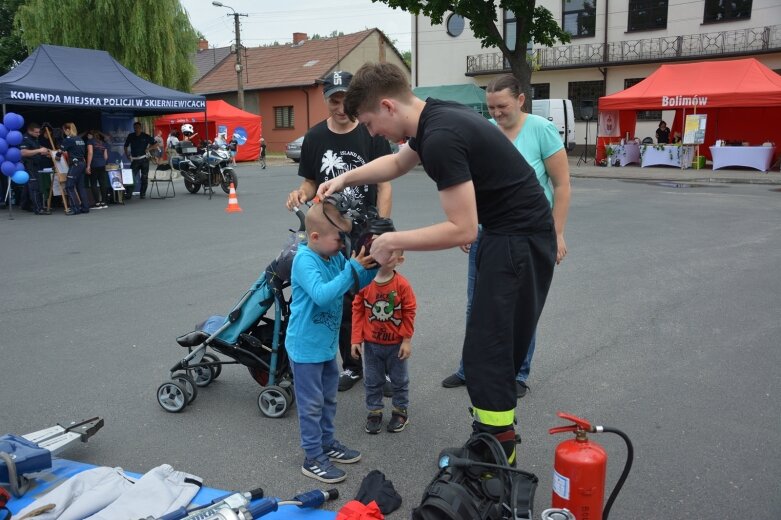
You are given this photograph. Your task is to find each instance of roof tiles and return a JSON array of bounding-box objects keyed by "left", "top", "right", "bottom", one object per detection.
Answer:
[{"left": 193, "top": 29, "right": 376, "bottom": 94}]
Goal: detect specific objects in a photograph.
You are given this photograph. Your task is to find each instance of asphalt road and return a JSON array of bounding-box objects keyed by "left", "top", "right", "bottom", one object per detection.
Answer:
[{"left": 2, "top": 163, "right": 780, "bottom": 518}]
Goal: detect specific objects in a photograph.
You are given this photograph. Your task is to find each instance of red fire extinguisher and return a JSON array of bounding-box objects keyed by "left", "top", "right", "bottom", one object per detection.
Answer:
[{"left": 549, "top": 411, "right": 634, "bottom": 520}]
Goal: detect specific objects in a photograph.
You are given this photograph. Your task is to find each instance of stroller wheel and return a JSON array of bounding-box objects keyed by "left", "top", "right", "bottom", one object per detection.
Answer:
[
  {"left": 171, "top": 372, "right": 198, "bottom": 404},
  {"left": 190, "top": 365, "right": 215, "bottom": 387},
  {"left": 257, "top": 386, "right": 289, "bottom": 418},
  {"left": 280, "top": 382, "right": 296, "bottom": 405},
  {"left": 202, "top": 353, "right": 222, "bottom": 379},
  {"left": 157, "top": 380, "right": 189, "bottom": 413}
]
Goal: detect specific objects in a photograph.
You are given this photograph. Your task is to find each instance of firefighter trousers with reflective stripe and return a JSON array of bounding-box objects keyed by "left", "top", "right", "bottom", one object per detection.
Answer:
[{"left": 464, "top": 229, "right": 556, "bottom": 420}]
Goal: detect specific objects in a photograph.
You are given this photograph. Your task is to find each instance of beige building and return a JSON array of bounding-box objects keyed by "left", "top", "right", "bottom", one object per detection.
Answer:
[{"left": 411, "top": 1, "right": 781, "bottom": 143}]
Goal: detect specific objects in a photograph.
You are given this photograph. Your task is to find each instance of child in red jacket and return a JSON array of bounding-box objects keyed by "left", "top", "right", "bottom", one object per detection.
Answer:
[{"left": 351, "top": 251, "right": 417, "bottom": 434}]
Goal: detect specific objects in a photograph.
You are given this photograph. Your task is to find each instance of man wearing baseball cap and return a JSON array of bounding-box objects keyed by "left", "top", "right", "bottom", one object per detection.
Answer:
[{"left": 286, "top": 70, "right": 393, "bottom": 392}]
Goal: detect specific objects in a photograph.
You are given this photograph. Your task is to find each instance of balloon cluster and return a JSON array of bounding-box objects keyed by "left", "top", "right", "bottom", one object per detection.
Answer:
[{"left": 1, "top": 112, "right": 29, "bottom": 185}]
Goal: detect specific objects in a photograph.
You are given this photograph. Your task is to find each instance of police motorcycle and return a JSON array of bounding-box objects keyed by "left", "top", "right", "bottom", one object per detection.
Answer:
[{"left": 172, "top": 124, "right": 237, "bottom": 195}]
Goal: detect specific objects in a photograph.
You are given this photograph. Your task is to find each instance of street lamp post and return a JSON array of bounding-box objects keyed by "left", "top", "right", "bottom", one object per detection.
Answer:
[{"left": 212, "top": 1, "right": 248, "bottom": 110}]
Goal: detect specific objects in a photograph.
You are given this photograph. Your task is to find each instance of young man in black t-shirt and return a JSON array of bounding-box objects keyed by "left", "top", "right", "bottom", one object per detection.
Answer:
[
  {"left": 317, "top": 62, "right": 556, "bottom": 464},
  {"left": 286, "top": 70, "right": 392, "bottom": 392}
]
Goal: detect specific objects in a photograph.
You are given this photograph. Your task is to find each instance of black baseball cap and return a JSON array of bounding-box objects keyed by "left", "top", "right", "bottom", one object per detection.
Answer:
[{"left": 323, "top": 71, "right": 353, "bottom": 98}]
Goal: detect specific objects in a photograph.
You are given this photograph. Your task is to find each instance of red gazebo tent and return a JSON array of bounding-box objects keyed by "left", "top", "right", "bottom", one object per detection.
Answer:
[
  {"left": 596, "top": 58, "right": 781, "bottom": 163},
  {"left": 155, "top": 100, "right": 261, "bottom": 162}
]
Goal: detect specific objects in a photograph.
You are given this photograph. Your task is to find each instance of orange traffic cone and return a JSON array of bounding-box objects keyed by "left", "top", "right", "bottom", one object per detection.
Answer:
[{"left": 225, "top": 182, "right": 242, "bottom": 213}]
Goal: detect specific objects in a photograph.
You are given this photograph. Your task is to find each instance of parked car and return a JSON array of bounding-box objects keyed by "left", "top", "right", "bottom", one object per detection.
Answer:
[{"left": 285, "top": 136, "right": 304, "bottom": 162}]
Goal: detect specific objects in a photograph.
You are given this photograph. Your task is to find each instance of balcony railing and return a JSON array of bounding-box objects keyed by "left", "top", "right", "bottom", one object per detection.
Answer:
[{"left": 466, "top": 25, "right": 781, "bottom": 74}]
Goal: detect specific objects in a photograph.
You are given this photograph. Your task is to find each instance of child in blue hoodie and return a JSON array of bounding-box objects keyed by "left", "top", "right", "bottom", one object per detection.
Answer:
[{"left": 286, "top": 201, "right": 377, "bottom": 483}]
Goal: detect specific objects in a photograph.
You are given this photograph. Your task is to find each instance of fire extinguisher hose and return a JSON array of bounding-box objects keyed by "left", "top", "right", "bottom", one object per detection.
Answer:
[{"left": 600, "top": 426, "right": 634, "bottom": 520}]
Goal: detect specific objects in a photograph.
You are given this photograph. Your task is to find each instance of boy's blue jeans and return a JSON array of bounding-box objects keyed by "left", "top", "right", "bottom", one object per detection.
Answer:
[
  {"left": 457, "top": 229, "right": 535, "bottom": 383},
  {"left": 290, "top": 358, "right": 339, "bottom": 460},
  {"left": 363, "top": 341, "right": 409, "bottom": 412}
]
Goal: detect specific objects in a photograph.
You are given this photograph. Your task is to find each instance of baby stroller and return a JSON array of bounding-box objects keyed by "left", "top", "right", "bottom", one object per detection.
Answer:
[{"left": 156, "top": 209, "right": 306, "bottom": 418}]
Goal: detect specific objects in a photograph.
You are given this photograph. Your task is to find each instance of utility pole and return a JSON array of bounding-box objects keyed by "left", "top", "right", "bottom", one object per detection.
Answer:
[{"left": 212, "top": 2, "right": 248, "bottom": 110}]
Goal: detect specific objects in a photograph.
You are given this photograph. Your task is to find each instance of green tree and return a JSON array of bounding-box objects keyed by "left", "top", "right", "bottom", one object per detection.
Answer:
[
  {"left": 401, "top": 50, "right": 412, "bottom": 69},
  {"left": 15, "top": 0, "right": 198, "bottom": 92},
  {"left": 373, "top": 0, "right": 570, "bottom": 103},
  {"left": 0, "top": 0, "right": 27, "bottom": 75}
]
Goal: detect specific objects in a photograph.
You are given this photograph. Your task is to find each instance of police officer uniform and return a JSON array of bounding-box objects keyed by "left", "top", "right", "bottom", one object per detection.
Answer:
[
  {"left": 61, "top": 134, "right": 90, "bottom": 214},
  {"left": 21, "top": 130, "right": 50, "bottom": 214}
]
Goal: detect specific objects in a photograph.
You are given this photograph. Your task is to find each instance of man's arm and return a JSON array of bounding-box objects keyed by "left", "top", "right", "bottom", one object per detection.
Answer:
[
  {"left": 286, "top": 178, "right": 317, "bottom": 209},
  {"left": 86, "top": 143, "right": 94, "bottom": 171},
  {"left": 544, "top": 148, "right": 571, "bottom": 264},
  {"left": 366, "top": 180, "right": 478, "bottom": 265},
  {"left": 376, "top": 181, "right": 392, "bottom": 217}
]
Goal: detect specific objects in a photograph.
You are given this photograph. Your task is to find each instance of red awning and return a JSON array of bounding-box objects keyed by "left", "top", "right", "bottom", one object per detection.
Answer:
[{"left": 599, "top": 58, "right": 781, "bottom": 111}]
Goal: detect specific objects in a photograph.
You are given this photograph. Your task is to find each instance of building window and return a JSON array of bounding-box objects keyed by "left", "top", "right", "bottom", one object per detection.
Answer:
[
  {"left": 274, "top": 106, "right": 294, "bottom": 129},
  {"left": 447, "top": 13, "right": 465, "bottom": 37},
  {"left": 568, "top": 80, "right": 604, "bottom": 120},
  {"left": 624, "top": 78, "right": 662, "bottom": 120},
  {"left": 531, "top": 83, "right": 550, "bottom": 100},
  {"left": 628, "top": 0, "right": 668, "bottom": 32},
  {"left": 703, "top": 0, "right": 752, "bottom": 23},
  {"left": 562, "top": 0, "right": 597, "bottom": 38},
  {"left": 504, "top": 10, "right": 517, "bottom": 51}
]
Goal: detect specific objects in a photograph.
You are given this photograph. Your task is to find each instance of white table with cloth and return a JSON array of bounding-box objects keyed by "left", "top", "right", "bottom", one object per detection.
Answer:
[
  {"left": 606, "top": 142, "right": 641, "bottom": 166},
  {"left": 709, "top": 146, "right": 775, "bottom": 172},
  {"left": 640, "top": 145, "right": 695, "bottom": 168}
]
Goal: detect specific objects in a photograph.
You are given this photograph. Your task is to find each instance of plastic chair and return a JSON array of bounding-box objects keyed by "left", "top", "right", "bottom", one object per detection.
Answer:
[
  {"left": 641, "top": 137, "right": 654, "bottom": 145},
  {"left": 149, "top": 161, "right": 175, "bottom": 199}
]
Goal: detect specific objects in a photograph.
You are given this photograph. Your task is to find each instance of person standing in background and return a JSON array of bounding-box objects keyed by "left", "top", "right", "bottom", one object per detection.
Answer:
[
  {"left": 60, "top": 122, "right": 90, "bottom": 215},
  {"left": 20, "top": 122, "right": 52, "bottom": 215},
  {"left": 86, "top": 130, "right": 110, "bottom": 208},
  {"left": 153, "top": 129, "right": 164, "bottom": 164},
  {"left": 259, "top": 137, "right": 267, "bottom": 169},
  {"left": 124, "top": 122, "right": 156, "bottom": 200},
  {"left": 656, "top": 121, "right": 670, "bottom": 144}
]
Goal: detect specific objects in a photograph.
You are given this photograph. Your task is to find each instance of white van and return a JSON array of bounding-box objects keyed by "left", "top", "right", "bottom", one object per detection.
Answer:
[{"left": 532, "top": 99, "right": 576, "bottom": 151}]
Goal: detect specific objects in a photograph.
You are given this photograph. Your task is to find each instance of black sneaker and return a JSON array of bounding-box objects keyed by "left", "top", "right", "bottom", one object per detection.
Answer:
[
  {"left": 338, "top": 369, "right": 362, "bottom": 392},
  {"left": 441, "top": 373, "right": 466, "bottom": 388},
  {"left": 301, "top": 455, "right": 346, "bottom": 484},
  {"left": 365, "top": 412, "right": 382, "bottom": 434},
  {"left": 516, "top": 380, "right": 529, "bottom": 398},
  {"left": 382, "top": 375, "right": 393, "bottom": 398},
  {"left": 387, "top": 409, "right": 408, "bottom": 433}
]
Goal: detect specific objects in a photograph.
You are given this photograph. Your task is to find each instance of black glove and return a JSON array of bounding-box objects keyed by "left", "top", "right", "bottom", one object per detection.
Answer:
[{"left": 356, "top": 470, "right": 402, "bottom": 515}]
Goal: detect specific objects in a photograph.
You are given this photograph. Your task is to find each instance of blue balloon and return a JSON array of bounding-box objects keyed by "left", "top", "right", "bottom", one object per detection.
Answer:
[
  {"left": 0, "top": 138, "right": 7, "bottom": 155},
  {"left": 0, "top": 124, "right": 7, "bottom": 139},
  {"left": 0, "top": 154, "right": 4, "bottom": 164},
  {"left": 15, "top": 162, "right": 24, "bottom": 172},
  {"left": 5, "top": 147, "right": 21, "bottom": 163},
  {"left": 12, "top": 170, "right": 29, "bottom": 184},
  {"left": 1, "top": 161, "right": 15, "bottom": 176},
  {"left": 6, "top": 130, "right": 22, "bottom": 147},
  {"left": 3, "top": 112, "right": 23, "bottom": 131}
]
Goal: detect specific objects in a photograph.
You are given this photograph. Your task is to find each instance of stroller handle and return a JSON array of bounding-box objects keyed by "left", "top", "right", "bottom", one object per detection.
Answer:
[{"left": 292, "top": 206, "right": 306, "bottom": 232}]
